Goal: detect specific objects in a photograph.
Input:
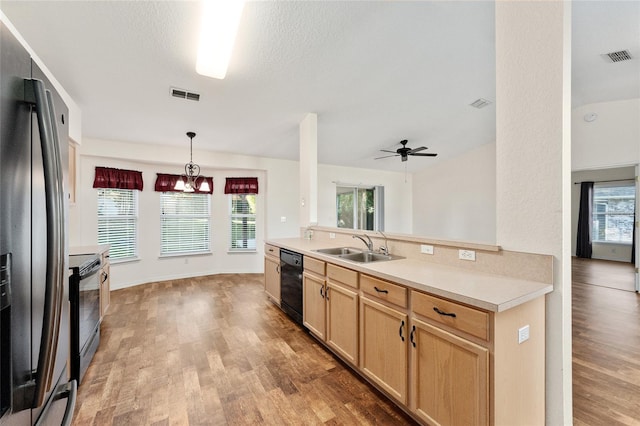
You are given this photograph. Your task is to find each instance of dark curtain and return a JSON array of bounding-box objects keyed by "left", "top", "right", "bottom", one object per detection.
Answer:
[
  {"left": 93, "top": 166, "right": 143, "bottom": 190},
  {"left": 154, "top": 173, "right": 213, "bottom": 194},
  {"left": 224, "top": 177, "right": 258, "bottom": 194},
  {"left": 576, "top": 181, "right": 594, "bottom": 258}
]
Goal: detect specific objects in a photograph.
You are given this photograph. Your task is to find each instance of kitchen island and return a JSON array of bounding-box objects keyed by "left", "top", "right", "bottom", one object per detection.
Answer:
[{"left": 265, "top": 235, "right": 552, "bottom": 426}]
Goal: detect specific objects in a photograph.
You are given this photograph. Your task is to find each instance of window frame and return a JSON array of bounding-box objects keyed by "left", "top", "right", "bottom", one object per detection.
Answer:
[
  {"left": 159, "top": 192, "right": 212, "bottom": 257},
  {"left": 97, "top": 188, "right": 139, "bottom": 262},
  {"left": 591, "top": 181, "right": 636, "bottom": 245},
  {"left": 336, "top": 185, "right": 385, "bottom": 231},
  {"left": 228, "top": 193, "right": 257, "bottom": 252}
]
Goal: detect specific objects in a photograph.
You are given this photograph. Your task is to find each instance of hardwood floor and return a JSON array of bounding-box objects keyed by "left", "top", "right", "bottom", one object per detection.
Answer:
[
  {"left": 72, "top": 274, "right": 417, "bottom": 425},
  {"left": 572, "top": 259, "right": 640, "bottom": 425}
]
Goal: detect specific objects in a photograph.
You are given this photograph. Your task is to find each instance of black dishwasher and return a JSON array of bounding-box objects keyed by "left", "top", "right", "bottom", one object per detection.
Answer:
[{"left": 280, "top": 249, "right": 303, "bottom": 325}]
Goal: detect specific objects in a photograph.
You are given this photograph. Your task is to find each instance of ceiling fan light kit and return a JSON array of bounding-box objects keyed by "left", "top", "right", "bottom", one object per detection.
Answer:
[{"left": 375, "top": 139, "right": 438, "bottom": 162}]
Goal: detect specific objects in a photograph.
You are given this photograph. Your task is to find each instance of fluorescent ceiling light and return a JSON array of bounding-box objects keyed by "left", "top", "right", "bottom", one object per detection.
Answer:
[{"left": 196, "top": 0, "right": 245, "bottom": 79}]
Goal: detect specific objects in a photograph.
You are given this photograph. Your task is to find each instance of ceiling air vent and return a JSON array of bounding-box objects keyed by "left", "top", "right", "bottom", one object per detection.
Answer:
[
  {"left": 170, "top": 87, "right": 200, "bottom": 101},
  {"left": 469, "top": 98, "right": 492, "bottom": 109},
  {"left": 603, "top": 50, "right": 632, "bottom": 63}
]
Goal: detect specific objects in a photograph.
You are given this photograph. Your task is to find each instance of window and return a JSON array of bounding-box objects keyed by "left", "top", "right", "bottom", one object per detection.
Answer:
[
  {"left": 97, "top": 188, "right": 138, "bottom": 260},
  {"left": 160, "top": 192, "right": 210, "bottom": 255},
  {"left": 229, "top": 194, "right": 256, "bottom": 251},
  {"left": 592, "top": 182, "right": 635, "bottom": 244},
  {"left": 336, "top": 185, "right": 384, "bottom": 231}
]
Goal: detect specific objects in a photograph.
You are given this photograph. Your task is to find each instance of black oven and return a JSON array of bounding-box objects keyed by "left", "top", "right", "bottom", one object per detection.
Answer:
[{"left": 69, "top": 254, "right": 101, "bottom": 384}]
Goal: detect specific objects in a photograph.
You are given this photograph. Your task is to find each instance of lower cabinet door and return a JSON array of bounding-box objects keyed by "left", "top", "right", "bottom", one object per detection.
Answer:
[
  {"left": 411, "top": 318, "right": 489, "bottom": 426},
  {"left": 303, "top": 272, "right": 326, "bottom": 339},
  {"left": 360, "top": 296, "right": 408, "bottom": 404},
  {"left": 264, "top": 255, "right": 280, "bottom": 303},
  {"left": 326, "top": 282, "right": 358, "bottom": 364}
]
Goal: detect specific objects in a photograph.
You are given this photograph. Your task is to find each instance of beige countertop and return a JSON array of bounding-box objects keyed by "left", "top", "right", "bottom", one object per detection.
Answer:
[
  {"left": 267, "top": 238, "right": 553, "bottom": 313},
  {"left": 69, "top": 244, "right": 110, "bottom": 256}
]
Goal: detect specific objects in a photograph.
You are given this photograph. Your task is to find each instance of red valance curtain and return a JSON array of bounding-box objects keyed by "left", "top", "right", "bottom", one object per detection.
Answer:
[
  {"left": 224, "top": 177, "right": 258, "bottom": 194},
  {"left": 93, "top": 166, "right": 143, "bottom": 190},
  {"left": 154, "top": 173, "right": 213, "bottom": 194}
]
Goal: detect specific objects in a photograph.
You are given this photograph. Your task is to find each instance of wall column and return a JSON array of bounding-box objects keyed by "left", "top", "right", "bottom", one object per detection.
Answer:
[
  {"left": 495, "top": 1, "right": 572, "bottom": 424},
  {"left": 299, "top": 113, "right": 318, "bottom": 228}
]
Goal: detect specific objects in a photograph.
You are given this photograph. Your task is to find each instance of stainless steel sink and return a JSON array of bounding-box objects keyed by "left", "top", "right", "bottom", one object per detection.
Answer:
[
  {"left": 313, "top": 247, "right": 403, "bottom": 263},
  {"left": 339, "top": 252, "right": 403, "bottom": 263},
  {"left": 314, "top": 247, "right": 363, "bottom": 255}
]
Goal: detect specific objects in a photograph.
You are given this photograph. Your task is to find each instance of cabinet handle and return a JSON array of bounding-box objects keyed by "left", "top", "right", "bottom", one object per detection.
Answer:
[
  {"left": 276, "top": 265, "right": 280, "bottom": 274},
  {"left": 433, "top": 307, "right": 457, "bottom": 318},
  {"left": 320, "top": 285, "right": 324, "bottom": 299},
  {"left": 101, "top": 271, "right": 108, "bottom": 284},
  {"left": 410, "top": 325, "right": 416, "bottom": 348},
  {"left": 399, "top": 320, "right": 405, "bottom": 342},
  {"left": 374, "top": 286, "right": 389, "bottom": 294}
]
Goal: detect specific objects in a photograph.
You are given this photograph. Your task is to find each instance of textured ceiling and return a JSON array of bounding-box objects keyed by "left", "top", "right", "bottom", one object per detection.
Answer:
[{"left": 1, "top": 1, "right": 638, "bottom": 173}]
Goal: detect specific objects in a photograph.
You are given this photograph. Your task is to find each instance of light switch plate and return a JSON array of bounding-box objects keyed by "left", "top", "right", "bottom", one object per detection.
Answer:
[
  {"left": 280, "top": 216, "right": 287, "bottom": 223},
  {"left": 329, "top": 232, "right": 336, "bottom": 239}
]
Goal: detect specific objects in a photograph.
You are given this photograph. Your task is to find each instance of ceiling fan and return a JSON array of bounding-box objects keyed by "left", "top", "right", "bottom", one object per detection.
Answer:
[{"left": 375, "top": 139, "right": 438, "bottom": 162}]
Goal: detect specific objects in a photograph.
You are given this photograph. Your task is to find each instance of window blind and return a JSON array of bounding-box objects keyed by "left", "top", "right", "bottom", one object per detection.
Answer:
[
  {"left": 229, "top": 194, "right": 256, "bottom": 250},
  {"left": 160, "top": 192, "right": 211, "bottom": 255},
  {"left": 97, "top": 188, "right": 138, "bottom": 260}
]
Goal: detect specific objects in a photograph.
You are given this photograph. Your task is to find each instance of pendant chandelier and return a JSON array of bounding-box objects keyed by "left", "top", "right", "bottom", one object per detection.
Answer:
[{"left": 175, "top": 131, "right": 209, "bottom": 192}]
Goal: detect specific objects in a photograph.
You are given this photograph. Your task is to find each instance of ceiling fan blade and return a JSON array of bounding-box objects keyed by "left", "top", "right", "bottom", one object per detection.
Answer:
[
  {"left": 374, "top": 154, "right": 400, "bottom": 160},
  {"left": 409, "top": 146, "right": 428, "bottom": 153},
  {"left": 410, "top": 152, "right": 438, "bottom": 157},
  {"left": 380, "top": 149, "right": 398, "bottom": 154}
]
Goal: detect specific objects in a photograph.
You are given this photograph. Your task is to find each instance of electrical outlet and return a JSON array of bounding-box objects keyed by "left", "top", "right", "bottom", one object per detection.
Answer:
[
  {"left": 280, "top": 216, "right": 287, "bottom": 223},
  {"left": 518, "top": 325, "right": 530, "bottom": 344},
  {"left": 329, "top": 232, "right": 336, "bottom": 239},
  {"left": 420, "top": 244, "right": 434, "bottom": 255},
  {"left": 458, "top": 249, "right": 476, "bottom": 261}
]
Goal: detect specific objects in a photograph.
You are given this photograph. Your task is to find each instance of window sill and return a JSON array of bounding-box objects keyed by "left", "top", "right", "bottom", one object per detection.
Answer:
[
  {"left": 110, "top": 257, "right": 141, "bottom": 265},
  {"left": 227, "top": 249, "right": 257, "bottom": 254},
  {"left": 158, "top": 251, "right": 213, "bottom": 259},
  {"left": 592, "top": 241, "right": 632, "bottom": 246}
]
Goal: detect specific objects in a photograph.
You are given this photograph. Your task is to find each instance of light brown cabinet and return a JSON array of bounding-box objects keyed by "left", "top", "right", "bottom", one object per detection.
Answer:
[
  {"left": 303, "top": 269, "right": 325, "bottom": 338},
  {"left": 360, "top": 295, "right": 408, "bottom": 404},
  {"left": 411, "top": 317, "right": 488, "bottom": 426},
  {"left": 264, "top": 244, "right": 280, "bottom": 304},
  {"left": 326, "top": 266, "right": 359, "bottom": 364},
  {"left": 99, "top": 250, "right": 110, "bottom": 319}
]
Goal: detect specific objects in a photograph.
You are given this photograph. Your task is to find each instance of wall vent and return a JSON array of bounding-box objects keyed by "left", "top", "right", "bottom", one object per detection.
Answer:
[
  {"left": 170, "top": 87, "right": 200, "bottom": 101},
  {"left": 469, "top": 98, "right": 492, "bottom": 109},
  {"left": 603, "top": 50, "right": 632, "bottom": 63}
]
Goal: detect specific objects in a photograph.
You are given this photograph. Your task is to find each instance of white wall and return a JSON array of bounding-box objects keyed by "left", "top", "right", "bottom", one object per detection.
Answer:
[
  {"left": 316, "top": 164, "right": 412, "bottom": 234},
  {"left": 572, "top": 99, "right": 640, "bottom": 170},
  {"left": 411, "top": 142, "right": 496, "bottom": 244},
  {"left": 571, "top": 167, "right": 636, "bottom": 262},
  {"left": 496, "top": 2, "right": 572, "bottom": 424},
  {"left": 0, "top": 11, "right": 82, "bottom": 143},
  {"left": 70, "top": 138, "right": 300, "bottom": 289}
]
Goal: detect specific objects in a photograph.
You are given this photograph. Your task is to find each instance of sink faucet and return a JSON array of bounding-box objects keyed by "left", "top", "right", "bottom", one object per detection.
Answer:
[
  {"left": 352, "top": 234, "right": 373, "bottom": 252},
  {"left": 378, "top": 230, "right": 389, "bottom": 255}
]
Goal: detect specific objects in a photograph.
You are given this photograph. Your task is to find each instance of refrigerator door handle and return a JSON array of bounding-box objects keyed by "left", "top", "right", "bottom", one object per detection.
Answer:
[
  {"left": 27, "top": 78, "right": 65, "bottom": 407},
  {"left": 60, "top": 380, "right": 77, "bottom": 426}
]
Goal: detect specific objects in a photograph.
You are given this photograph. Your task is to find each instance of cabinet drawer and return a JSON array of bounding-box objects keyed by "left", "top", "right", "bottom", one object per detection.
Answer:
[
  {"left": 412, "top": 291, "right": 489, "bottom": 341},
  {"left": 305, "top": 256, "right": 326, "bottom": 276},
  {"left": 264, "top": 244, "right": 279, "bottom": 258},
  {"left": 361, "top": 274, "right": 407, "bottom": 309},
  {"left": 327, "top": 264, "right": 358, "bottom": 289}
]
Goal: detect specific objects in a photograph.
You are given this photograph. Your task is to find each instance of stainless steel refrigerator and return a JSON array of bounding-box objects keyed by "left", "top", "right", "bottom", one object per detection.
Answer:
[{"left": 1, "top": 21, "right": 77, "bottom": 425}]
